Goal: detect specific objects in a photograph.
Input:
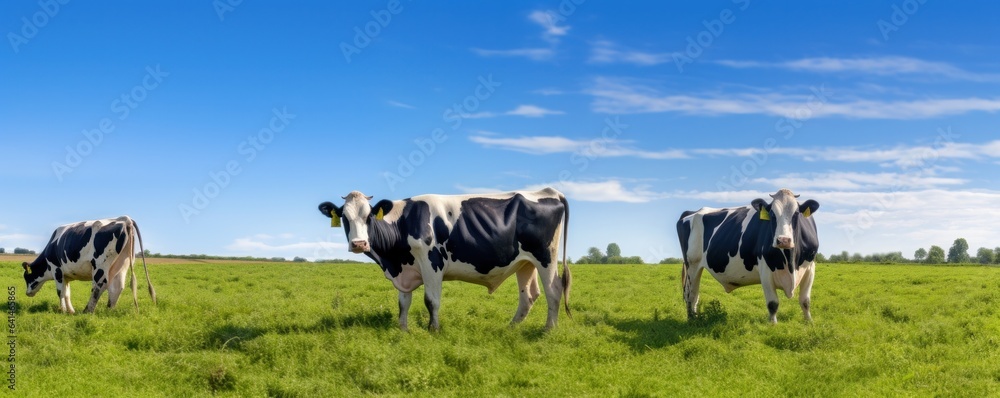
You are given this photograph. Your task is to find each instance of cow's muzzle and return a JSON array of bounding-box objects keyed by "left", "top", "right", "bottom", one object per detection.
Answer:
[
  {"left": 350, "top": 240, "right": 370, "bottom": 253},
  {"left": 775, "top": 236, "right": 794, "bottom": 250},
  {"left": 25, "top": 290, "right": 37, "bottom": 298}
]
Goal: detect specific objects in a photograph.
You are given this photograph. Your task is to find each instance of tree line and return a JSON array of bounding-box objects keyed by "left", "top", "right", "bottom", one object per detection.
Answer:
[
  {"left": 824, "top": 238, "right": 999, "bottom": 265},
  {"left": 575, "top": 243, "right": 645, "bottom": 264}
]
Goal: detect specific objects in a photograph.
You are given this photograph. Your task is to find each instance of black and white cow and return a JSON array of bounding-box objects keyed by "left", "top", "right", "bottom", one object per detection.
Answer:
[
  {"left": 21, "top": 216, "right": 157, "bottom": 314},
  {"left": 677, "top": 189, "right": 820, "bottom": 324},
  {"left": 318, "top": 188, "right": 571, "bottom": 331}
]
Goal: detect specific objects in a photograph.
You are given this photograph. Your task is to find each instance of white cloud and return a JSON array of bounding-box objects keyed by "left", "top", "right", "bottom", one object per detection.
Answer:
[
  {"left": 750, "top": 171, "right": 967, "bottom": 190},
  {"left": 468, "top": 134, "right": 688, "bottom": 159},
  {"left": 387, "top": 100, "right": 416, "bottom": 109},
  {"left": 226, "top": 234, "right": 349, "bottom": 261},
  {"left": 696, "top": 139, "right": 1000, "bottom": 168},
  {"left": 458, "top": 179, "right": 668, "bottom": 203},
  {"left": 532, "top": 88, "right": 566, "bottom": 96},
  {"left": 589, "top": 40, "right": 670, "bottom": 66},
  {"left": 588, "top": 77, "right": 1000, "bottom": 119},
  {"left": 716, "top": 56, "right": 1000, "bottom": 82},
  {"left": 470, "top": 47, "right": 554, "bottom": 61},
  {"left": 528, "top": 10, "right": 569, "bottom": 43},
  {"left": 505, "top": 105, "right": 564, "bottom": 117}
]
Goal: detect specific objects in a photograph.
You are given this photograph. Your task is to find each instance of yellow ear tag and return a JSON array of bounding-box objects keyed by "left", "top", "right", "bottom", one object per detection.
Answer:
[
  {"left": 803, "top": 208, "right": 812, "bottom": 218},
  {"left": 760, "top": 208, "right": 771, "bottom": 221},
  {"left": 331, "top": 216, "right": 341, "bottom": 228},
  {"left": 376, "top": 208, "right": 384, "bottom": 221}
]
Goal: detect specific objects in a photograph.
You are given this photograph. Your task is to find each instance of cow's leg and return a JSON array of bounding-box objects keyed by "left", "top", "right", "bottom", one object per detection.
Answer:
[
  {"left": 58, "top": 282, "right": 75, "bottom": 314},
  {"left": 85, "top": 267, "right": 110, "bottom": 313},
  {"left": 398, "top": 291, "right": 412, "bottom": 331},
  {"left": 533, "top": 259, "right": 563, "bottom": 330},
  {"left": 798, "top": 264, "right": 816, "bottom": 322},
  {"left": 761, "top": 274, "right": 780, "bottom": 324},
  {"left": 419, "top": 259, "right": 444, "bottom": 332},
  {"left": 684, "top": 265, "right": 704, "bottom": 320},
  {"left": 511, "top": 264, "right": 539, "bottom": 325}
]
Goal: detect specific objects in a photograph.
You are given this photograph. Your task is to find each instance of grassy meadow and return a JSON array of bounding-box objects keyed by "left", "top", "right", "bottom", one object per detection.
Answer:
[{"left": 3, "top": 260, "right": 999, "bottom": 397}]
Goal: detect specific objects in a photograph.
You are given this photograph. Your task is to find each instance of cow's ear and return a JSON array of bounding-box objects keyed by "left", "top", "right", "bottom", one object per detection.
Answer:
[
  {"left": 372, "top": 200, "right": 394, "bottom": 221},
  {"left": 799, "top": 200, "right": 819, "bottom": 218},
  {"left": 318, "top": 202, "right": 341, "bottom": 218},
  {"left": 21, "top": 262, "right": 28, "bottom": 272},
  {"left": 751, "top": 199, "right": 771, "bottom": 221}
]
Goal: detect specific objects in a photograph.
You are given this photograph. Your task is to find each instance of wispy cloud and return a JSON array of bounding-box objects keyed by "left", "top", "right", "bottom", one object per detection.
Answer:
[
  {"left": 387, "top": 100, "right": 416, "bottom": 109},
  {"left": 528, "top": 10, "right": 569, "bottom": 44},
  {"left": 505, "top": 105, "right": 564, "bottom": 117},
  {"left": 468, "top": 134, "right": 688, "bottom": 159},
  {"left": 589, "top": 40, "right": 670, "bottom": 66},
  {"left": 532, "top": 88, "right": 566, "bottom": 96},
  {"left": 456, "top": 105, "right": 565, "bottom": 119},
  {"left": 458, "top": 179, "right": 668, "bottom": 203},
  {"left": 716, "top": 56, "right": 1000, "bottom": 82},
  {"left": 750, "top": 171, "right": 967, "bottom": 190},
  {"left": 470, "top": 47, "right": 554, "bottom": 61},
  {"left": 471, "top": 10, "right": 569, "bottom": 61},
  {"left": 588, "top": 77, "right": 1000, "bottom": 119}
]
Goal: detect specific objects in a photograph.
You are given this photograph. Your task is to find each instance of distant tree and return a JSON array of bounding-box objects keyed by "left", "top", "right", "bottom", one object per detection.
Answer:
[
  {"left": 914, "top": 248, "right": 927, "bottom": 262},
  {"left": 606, "top": 243, "right": 622, "bottom": 258},
  {"left": 293, "top": 256, "right": 308, "bottom": 263},
  {"left": 850, "top": 253, "right": 863, "bottom": 263},
  {"left": 926, "top": 245, "right": 945, "bottom": 264},
  {"left": 269, "top": 257, "right": 287, "bottom": 262},
  {"left": 143, "top": 249, "right": 151, "bottom": 257},
  {"left": 13, "top": 247, "right": 35, "bottom": 255},
  {"left": 947, "top": 238, "right": 970, "bottom": 263},
  {"left": 840, "top": 251, "right": 849, "bottom": 263},
  {"left": 975, "top": 247, "right": 994, "bottom": 265},
  {"left": 0, "top": 248, "right": 4, "bottom": 254},
  {"left": 995, "top": 247, "right": 1000, "bottom": 265},
  {"left": 658, "top": 257, "right": 683, "bottom": 264},
  {"left": 814, "top": 253, "right": 827, "bottom": 263}
]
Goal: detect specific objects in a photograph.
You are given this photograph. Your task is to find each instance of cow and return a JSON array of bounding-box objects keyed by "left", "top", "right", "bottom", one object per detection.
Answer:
[
  {"left": 318, "top": 188, "right": 571, "bottom": 331},
  {"left": 21, "top": 216, "right": 157, "bottom": 314},
  {"left": 677, "top": 189, "right": 820, "bottom": 324}
]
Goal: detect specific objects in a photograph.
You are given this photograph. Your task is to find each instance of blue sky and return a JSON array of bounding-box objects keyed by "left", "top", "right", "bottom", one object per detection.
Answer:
[{"left": 2, "top": 1, "right": 999, "bottom": 262}]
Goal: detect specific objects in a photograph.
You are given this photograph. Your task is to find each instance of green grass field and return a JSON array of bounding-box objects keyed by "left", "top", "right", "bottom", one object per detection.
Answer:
[{"left": 4, "top": 261, "right": 999, "bottom": 397}]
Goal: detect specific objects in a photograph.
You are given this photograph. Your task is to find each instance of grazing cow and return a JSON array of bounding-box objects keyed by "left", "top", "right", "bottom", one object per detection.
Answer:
[
  {"left": 677, "top": 189, "right": 820, "bottom": 324},
  {"left": 21, "top": 216, "right": 157, "bottom": 314},
  {"left": 318, "top": 188, "right": 571, "bottom": 331}
]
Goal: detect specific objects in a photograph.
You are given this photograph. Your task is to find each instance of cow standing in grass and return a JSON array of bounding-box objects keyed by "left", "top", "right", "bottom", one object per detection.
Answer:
[
  {"left": 318, "top": 188, "right": 571, "bottom": 331},
  {"left": 21, "top": 216, "right": 157, "bottom": 313},
  {"left": 677, "top": 189, "right": 820, "bottom": 324}
]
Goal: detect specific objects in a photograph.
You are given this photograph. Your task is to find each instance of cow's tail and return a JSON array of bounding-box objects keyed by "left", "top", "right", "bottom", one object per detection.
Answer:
[
  {"left": 132, "top": 218, "right": 157, "bottom": 305},
  {"left": 558, "top": 193, "right": 572, "bottom": 319}
]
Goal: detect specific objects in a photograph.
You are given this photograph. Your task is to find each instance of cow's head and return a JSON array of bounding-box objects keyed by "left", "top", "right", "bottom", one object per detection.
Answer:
[
  {"left": 22, "top": 261, "right": 45, "bottom": 297},
  {"left": 319, "top": 191, "right": 376, "bottom": 254},
  {"left": 751, "top": 189, "right": 819, "bottom": 250}
]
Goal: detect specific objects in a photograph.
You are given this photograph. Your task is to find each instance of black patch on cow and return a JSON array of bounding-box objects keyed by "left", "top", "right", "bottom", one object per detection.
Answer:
[
  {"left": 58, "top": 222, "right": 93, "bottom": 264},
  {"left": 700, "top": 212, "right": 727, "bottom": 252},
  {"left": 704, "top": 210, "right": 749, "bottom": 273},
  {"left": 94, "top": 269, "right": 105, "bottom": 284},
  {"left": 94, "top": 222, "right": 125, "bottom": 258},
  {"left": 57, "top": 289, "right": 62, "bottom": 298},
  {"left": 676, "top": 211, "right": 695, "bottom": 267},
  {"left": 54, "top": 267, "right": 63, "bottom": 283},
  {"left": 91, "top": 259, "right": 97, "bottom": 269},
  {"left": 767, "top": 301, "right": 778, "bottom": 316},
  {"left": 29, "top": 282, "right": 38, "bottom": 291},
  {"left": 429, "top": 247, "right": 446, "bottom": 272},
  {"left": 363, "top": 200, "right": 426, "bottom": 278},
  {"left": 750, "top": 209, "right": 820, "bottom": 272},
  {"left": 432, "top": 217, "right": 449, "bottom": 244},
  {"left": 424, "top": 293, "right": 434, "bottom": 311},
  {"left": 447, "top": 195, "right": 564, "bottom": 274}
]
